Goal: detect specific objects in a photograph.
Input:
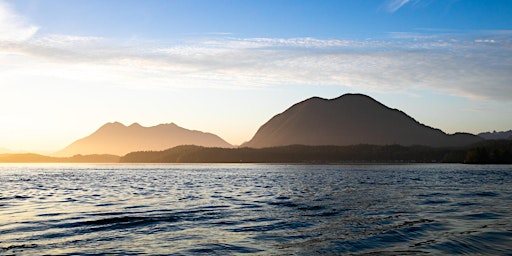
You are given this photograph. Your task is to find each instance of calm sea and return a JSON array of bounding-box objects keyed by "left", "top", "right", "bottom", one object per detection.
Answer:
[{"left": 0, "top": 164, "right": 511, "bottom": 255}]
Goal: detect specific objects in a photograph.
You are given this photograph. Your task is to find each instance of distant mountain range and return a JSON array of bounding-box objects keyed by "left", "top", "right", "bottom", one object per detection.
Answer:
[
  {"left": 3, "top": 93, "right": 507, "bottom": 161},
  {"left": 478, "top": 130, "right": 512, "bottom": 140},
  {"left": 242, "top": 94, "right": 482, "bottom": 148},
  {"left": 54, "top": 122, "right": 232, "bottom": 157}
]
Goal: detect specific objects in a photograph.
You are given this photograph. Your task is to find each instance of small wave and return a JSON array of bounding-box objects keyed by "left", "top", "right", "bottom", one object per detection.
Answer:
[
  {"left": 230, "top": 221, "right": 311, "bottom": 233},
  {"left": 36, "top": 212, "right": 65, "bottom": 217},
  {"left": 418, "top": 192, "right": 450, "bottom": 198},
  {"left": 84, "top": 215, "right": 177, "bottom": 226},
  {"left": 238, "top": 203, "right": 262, "bottom": 209},
  {"left": 3, "top": 195, "right": 32, "bottom": 200},
  {"left": 267, "top": 200, "right": 298, "bottom": 208},
  {"left": 94, "top": 203, "right": 115, "bottom": 207},
  {"left": 317, "top": 209, "right": 345, "bottom": 217},
  {"left": 54, "top": 214, "right": 182, "bottom": 234},
  {"left": 474, "top": 191, "right": 500, "bottom": 197},
  {"left": 298, "top": 205, "right": 326, "bottom": 211},
  {"left": 460, "top": 191, "right": 500, "bottom": 198},
  {"left": 452, "top": 201, "right": 478, "bottom": 207},
  {"left": 308, "top": 218, "right": 437, "bottom": 254},
  {"left": 1, "top": 243, "right": 38, "bottom": 254},
  {"left": 183, "top": 242, "right": 263, "bottom": 254},
  {"left": 124, "top": 205, "right": 148, "bottom": 209},
  {"left": 420, "top": 199, "right": 450, "bottom": 205},
  {"left": 460, "top": 212, "right": 503, "bottom": 220},
  {"left": 428, "top": 231, "right": 512, "bottom": 255}
]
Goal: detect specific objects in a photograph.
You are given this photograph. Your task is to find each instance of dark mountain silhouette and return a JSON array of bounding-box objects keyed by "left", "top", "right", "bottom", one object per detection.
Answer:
[
  {"left": 242, "top": 94, "right": 481, "bottom": 148},
  {"left": 478, "top": 130, "right": 512, "bottom": 140},
  {"left": 55, "top": 122, "right": 232, "bottom": 157}
]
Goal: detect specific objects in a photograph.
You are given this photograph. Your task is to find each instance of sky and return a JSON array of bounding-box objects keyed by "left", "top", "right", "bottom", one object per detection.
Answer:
[{"left": 1, "top": 0, "right": 512, "bottom": 153}]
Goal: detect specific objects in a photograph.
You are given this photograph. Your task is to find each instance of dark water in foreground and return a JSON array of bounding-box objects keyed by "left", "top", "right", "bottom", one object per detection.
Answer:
[{"left": 0, "top": 164, "right": 511, "bottom": 255}]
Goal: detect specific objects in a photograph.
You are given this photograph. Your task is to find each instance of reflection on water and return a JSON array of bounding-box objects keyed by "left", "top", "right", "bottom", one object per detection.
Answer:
[{"left": 0, "top": 164, "right": 511, "bottom": 255}]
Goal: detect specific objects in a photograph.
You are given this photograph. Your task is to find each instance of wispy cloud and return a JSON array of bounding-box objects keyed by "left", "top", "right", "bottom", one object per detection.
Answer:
[
  {"left": 0, "top": 1, "right": 38, "bottom": 41},
  {"left": 1, "top": 2, "right": 511, "bottom": 102},
  {"left": 383, "top": 0, "right": 411, "bottom": 12}
]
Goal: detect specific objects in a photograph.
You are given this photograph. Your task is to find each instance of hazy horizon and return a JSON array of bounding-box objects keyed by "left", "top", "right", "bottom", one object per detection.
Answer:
[{"left": 1, "top": 0, "right": 512, "bottom": 153}]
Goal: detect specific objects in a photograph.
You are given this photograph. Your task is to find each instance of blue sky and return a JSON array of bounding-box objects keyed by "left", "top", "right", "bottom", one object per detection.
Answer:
[
  {"left": 13, "top": 0, "right": 512, "bottom": 38},
  {"left": 1, "top": 0, "right": 512, "bottom": 152}
]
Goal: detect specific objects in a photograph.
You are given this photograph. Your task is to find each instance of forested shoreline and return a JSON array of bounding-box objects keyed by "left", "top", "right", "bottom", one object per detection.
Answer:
[
  {"left": 1, "top": 140, "right": 510, "bottom": 164},
  {"left": 120, "top": 140, "right": 512, "bottom": 164}
]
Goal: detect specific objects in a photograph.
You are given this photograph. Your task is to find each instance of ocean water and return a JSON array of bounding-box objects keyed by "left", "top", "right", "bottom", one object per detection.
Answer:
[{"left": 0, "top": 164, "right": 511, "bottom": 255}]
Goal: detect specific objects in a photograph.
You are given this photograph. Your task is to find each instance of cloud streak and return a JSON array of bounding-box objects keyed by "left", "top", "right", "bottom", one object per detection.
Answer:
[{"left": 384, "top": 0, "right": 411, "bottom": 12}]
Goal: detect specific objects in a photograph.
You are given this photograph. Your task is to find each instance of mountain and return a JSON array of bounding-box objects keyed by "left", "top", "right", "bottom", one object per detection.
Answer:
[
  {"left": 55, "top": 122, "right": 232, "bottom": 157},
  {"left": 478, "top": 130, "right": 512, "bottom": 140},
  {"left": 242, "top": 94, "right": 481, "bottom": 148}
]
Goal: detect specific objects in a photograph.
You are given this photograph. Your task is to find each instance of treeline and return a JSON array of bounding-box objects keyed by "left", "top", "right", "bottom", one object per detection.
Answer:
[
  {"left": 0, "top": 153, "right": 120, "bottom": 163},
  {"left": 462, "top": 140, "right": 512, "bottom": 164},
  {"left": 120, "top": 141, "right": 512, "bottom": 164},
  {"left": 2, "top": 140, "right": 510, "bottom": 164}
]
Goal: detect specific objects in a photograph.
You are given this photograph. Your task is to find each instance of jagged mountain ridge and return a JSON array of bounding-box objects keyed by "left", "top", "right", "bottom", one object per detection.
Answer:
[
  {"left": 55, "top": 122, "right": 232, "bottom": 157},
  {"left": 242, "top": 93, "right": 481, "bottom": 148},
  {"left": 478, "top": 130, "right": 512, "bottom": 140}
]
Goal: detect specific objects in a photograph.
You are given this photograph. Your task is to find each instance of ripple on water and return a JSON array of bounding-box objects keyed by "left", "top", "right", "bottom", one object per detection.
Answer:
[
  {"left": 428, "top": 231, "right": 512, "bottom": 255},
  {"left": 0, "top": 164, "right": 511, "bottom": 255},
  {"left": 183, "top": 243, "right": 263, "bottom": 254},
  {"left": 460, "top": 212, "right": 503, "bottom": 220}
]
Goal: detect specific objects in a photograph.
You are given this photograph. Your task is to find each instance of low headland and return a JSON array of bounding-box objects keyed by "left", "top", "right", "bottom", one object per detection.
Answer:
[{"left": 1, "top": 139, "right": 510, "bottom": 164}]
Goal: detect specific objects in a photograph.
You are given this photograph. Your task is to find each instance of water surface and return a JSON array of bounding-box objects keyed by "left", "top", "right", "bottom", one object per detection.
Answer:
[{"left": 1, "top": 164, "right": 511, "bottom": 255}]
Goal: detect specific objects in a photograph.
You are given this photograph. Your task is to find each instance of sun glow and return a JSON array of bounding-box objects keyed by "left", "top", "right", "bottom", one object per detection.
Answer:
[{"left": 0, "top": 0, "right": 511, "bottom": 153}]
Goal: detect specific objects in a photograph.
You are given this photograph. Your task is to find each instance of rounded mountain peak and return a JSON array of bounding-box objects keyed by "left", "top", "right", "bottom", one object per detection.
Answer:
[
  {"left": 295, "top": 93, "right": 385, "bottom": 112},
  {"left": 301, "top": 93, "right": 379, "bottom": 104},
  {"left": 100, "top": 122, "right": 126, "bottom": 129},
  {"left": 331, "top": 93, "right": 381, "bottom": 103},
  {"left": 129, "top": 122, "right": 142, "bottom": 128},
  {"left": 156, "top": 123, "right": 178, "bottom": 128}
]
